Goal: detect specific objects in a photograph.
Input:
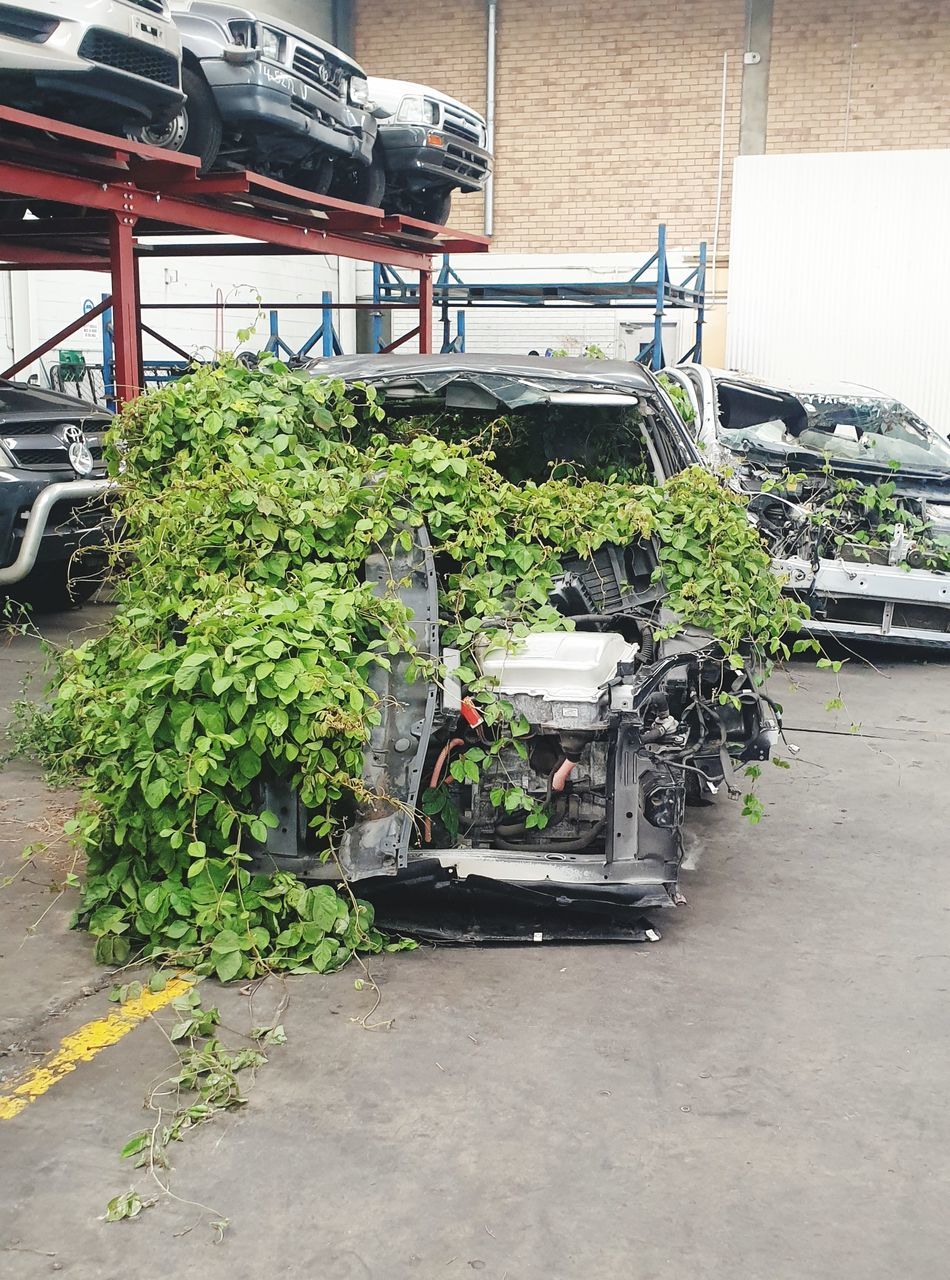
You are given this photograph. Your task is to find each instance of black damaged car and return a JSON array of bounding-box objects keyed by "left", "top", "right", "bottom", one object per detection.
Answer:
[{"left": 0, "top": 380, "right": 113, "bottom": 610}]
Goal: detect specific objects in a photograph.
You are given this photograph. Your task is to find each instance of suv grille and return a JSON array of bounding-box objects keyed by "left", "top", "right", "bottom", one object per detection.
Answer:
[
  {"left": 125, "top": 0, "right": 167, "bottom": 13},
  {"left": 292, "top": 46, "right": 345, "bottom": 96},
  {"left": 0, "top": 6, "right": 58, "bottom": 42},
  {"left": 442, "top": 104, "right": 484, "bottom": 146},
  {"left": 78, "top": 29, "right": 179, "bottom": 87},
  {"left": 8, "top": 446, "right": 104, "bottom": 468}
]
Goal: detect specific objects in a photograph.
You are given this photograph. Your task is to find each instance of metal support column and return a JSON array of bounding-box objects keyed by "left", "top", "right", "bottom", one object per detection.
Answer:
[
  {"left": 652, "top": 223, "right": 667, "bottom": 371},
  {"left": 321, "top": 290, "right": 334, "bottom": 357},
  {"left": 694, "top": 241, "right": 707, "bottom": 363},
  {"left": 108, "top": 213, "right": 141, "bottom": 404},
  {"left": 418, "top": 267, "right": 433, "bottom": 354}
]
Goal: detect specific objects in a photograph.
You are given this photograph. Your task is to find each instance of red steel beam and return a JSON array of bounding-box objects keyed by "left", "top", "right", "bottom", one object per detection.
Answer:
[
  {"left": 0, "top": 103, "right": 199, "bottom": 174},
  {"left": 0, "top": 240, "right": 109, "bottom": 269},
  {"left": 0, "top": 160, "right": 437, "bottom": 271},
  {"left": 418, "top": 268, "right": 433, "bottom": 354},
  {"left": 1, "top": 296, "right": 111, "bottom": 379},
  {"left": 379, "top": 326, "right": 421, "bottom": 354},
  {"left": 109, "top": 215, "right": 142, "bottom": 404}
]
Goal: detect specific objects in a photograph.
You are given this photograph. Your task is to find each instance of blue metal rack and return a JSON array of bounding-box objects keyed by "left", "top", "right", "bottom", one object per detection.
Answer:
[{"left": 370, "top": 223, "right": 707, "bottom": 368}]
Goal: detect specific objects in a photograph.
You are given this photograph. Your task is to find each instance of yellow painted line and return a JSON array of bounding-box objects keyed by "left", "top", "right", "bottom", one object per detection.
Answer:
[{"left": 0, "top": 974, "right": 193, "bottom": 1121}]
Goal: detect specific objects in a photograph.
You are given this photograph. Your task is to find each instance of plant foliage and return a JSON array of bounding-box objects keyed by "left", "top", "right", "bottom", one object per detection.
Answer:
[{"left": 36, "top": 358, "right": 801, "bottom": 976}]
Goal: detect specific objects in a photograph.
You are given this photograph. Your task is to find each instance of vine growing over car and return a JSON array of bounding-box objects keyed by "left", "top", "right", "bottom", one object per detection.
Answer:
[{"left": 27, "top": 358, "right": 803, "bottom": 977}]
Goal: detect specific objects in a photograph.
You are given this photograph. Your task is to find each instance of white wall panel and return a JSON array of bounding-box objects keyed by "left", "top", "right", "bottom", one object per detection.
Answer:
[
  {"left": 726, "top": 150, "right": 950, "bottom": 436},
  {"left": 0, "top": 249, "right": 346, "bottom": 385}
]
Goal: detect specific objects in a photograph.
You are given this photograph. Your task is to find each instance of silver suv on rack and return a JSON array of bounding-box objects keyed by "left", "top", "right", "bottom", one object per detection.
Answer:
[
  {"left": 147, "top": 2, "right": 490, "bottom": 224},
  {"left": 0, "top": 0, "right": 184, "bottom": 132}
]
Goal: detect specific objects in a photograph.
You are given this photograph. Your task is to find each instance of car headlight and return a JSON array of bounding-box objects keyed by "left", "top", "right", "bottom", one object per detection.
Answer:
[
  {"left": 259, "top": 25, "right": 284, "bottom": 62},
  {"left": 349, "top": 76, "right": 370, "bottom": 105},
  {"left": 396, "top": 95, "right": 440, "bottom": 125}
]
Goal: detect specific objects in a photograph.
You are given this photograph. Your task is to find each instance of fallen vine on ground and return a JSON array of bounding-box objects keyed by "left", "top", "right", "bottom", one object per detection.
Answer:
[{"left": 18, "top": 357, "right": 804, "bottom": 975}]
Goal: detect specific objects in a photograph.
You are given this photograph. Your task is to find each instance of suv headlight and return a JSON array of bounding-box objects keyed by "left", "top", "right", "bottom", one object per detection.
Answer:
[
  {"left": 259, "top": 26, "right": 284, "bottom": 62},
  {"left": 349, "top": 76, "right": 370, "bottom": 105},
  {"left": 396, "top": 95, "right": 440, "bottom": 125}
]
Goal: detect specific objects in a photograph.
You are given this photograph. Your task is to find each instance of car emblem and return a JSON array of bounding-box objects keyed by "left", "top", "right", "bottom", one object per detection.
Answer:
[{"left": 59, "top": 424, "right": 94, "bottom": 476}]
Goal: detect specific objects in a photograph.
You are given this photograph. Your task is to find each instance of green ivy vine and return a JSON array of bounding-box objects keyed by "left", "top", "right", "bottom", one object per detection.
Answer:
[{"left": 27, "top": 357, "right": 803, "bottom": 979}]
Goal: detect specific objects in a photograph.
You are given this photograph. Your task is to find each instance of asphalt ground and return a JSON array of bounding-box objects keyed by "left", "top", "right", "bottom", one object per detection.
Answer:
[{"left": 1, "top": 607, "right": 948, "bottom": 1280}]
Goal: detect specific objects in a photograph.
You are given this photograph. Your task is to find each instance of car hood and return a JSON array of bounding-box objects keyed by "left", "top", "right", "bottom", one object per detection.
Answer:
[
  {"left": 313, "top": 353, "right": 660, "bottom": 403},
  {"left": 172, "top": 2, "right": 366, "bottom": 75},
  {"left": 0, "top": 380, "right": 110, "bottom": 429},
  {"left": 368, "top": 77, "right": 487, "bottom": 122}
]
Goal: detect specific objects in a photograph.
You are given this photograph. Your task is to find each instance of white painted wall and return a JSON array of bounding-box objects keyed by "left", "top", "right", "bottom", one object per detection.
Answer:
[
  {"left": 726, "top": 150, "right": 950, "bottom": 436},
  {"left": 0, "top": 248, "right": 353, "bottom": 387},
  {"left": 355, "top": 250, "right": 703, "bottom": 361}
]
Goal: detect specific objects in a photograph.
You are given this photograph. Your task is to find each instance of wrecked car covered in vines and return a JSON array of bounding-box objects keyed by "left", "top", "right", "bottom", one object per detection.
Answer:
[
  {"left": 664, "top": 365, "right": 950, "bottom": 646},
  {"left": 249, "top": 356, "right": 784, "bottom": 939},
  {"left": 43, "top": 355, "right": 801, "bottom": 969}
]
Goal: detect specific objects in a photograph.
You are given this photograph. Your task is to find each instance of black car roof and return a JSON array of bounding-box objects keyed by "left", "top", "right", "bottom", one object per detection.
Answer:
[{"left": 314, "top": 353, "right": 659, "bottom": 393}]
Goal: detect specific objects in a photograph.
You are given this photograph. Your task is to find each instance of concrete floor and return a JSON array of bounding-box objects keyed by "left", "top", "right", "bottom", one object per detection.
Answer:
[{"left": 1, "top": 609, "right": 948, "bottom": 1279}]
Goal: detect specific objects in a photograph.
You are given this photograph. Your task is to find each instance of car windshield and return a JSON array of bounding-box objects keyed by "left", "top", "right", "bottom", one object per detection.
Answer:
[{"left": 721, "top": 390, "right": 950, "bottom": 471}]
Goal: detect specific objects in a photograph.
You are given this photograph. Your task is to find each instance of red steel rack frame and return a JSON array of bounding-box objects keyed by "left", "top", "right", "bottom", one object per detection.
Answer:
[{"left": 0, "top": 104, "right": 489, "bottom": 402}]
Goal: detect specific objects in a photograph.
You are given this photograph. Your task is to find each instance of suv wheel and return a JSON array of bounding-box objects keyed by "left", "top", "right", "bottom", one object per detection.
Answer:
[
  {"left": 330, "top": 150, "right": 386, "bottom": 209},
  {"left": 137, "top": 67, "right": 222, "bottom": 172},
  {"left": 390, "top": 186, "right": 453, "bottom": 228}
]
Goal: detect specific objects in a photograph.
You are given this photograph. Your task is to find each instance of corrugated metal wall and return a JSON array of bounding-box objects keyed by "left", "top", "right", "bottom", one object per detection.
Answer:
[{"left": 726, "top": 150, "right": 950, "bottom": 436}]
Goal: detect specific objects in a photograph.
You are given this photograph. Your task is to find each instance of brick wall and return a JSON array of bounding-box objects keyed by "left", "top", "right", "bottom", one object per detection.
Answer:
[
  {"left": 768, "top": 0, "right": 950, "bottom": 153},
  {"left": 354, "top": 0, "right": 744, "bottom": 252},
  {"left": 354, "top": 0, "right": 950, "bottom": 251}
]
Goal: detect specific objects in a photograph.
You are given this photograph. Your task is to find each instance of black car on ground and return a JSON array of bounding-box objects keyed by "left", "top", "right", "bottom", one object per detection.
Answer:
[{"left": 0, "top": 380, "right": 113, "bottom": 610}]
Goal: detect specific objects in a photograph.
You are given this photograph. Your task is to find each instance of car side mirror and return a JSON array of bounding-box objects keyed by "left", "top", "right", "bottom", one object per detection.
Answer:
[{"left": 372, "top": 105, "right": 393, "bottom": 120}]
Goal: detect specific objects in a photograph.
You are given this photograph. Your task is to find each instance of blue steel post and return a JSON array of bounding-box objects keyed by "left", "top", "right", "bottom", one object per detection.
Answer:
[
  {"left": 457, "top": 310, "right": 466, "bottom": 352},
  {"left": 439, "top": 253, "right": 451, "bottom": 353},
  {"left": 322, "top": 291, "right": 334, "bottom": 357},
  {"left": 101, "top": 291, "right": 115, "bottom": 409},
  {"left": 371, "top": 263, "right": 382, "bottom": 352},
  {"left": 652, "top": 223, "right": 667, "bottom": 371},
  {"left": 695, "top": 240, "right": 707, "bottom": 364},
  {"left": 268, "top": 308, "right": 279, "bottom": 353}
]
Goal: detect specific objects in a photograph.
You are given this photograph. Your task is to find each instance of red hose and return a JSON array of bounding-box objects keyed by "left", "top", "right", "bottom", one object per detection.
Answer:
[{"left": 422, "top": 736, "right": 465, "bottom": 843}]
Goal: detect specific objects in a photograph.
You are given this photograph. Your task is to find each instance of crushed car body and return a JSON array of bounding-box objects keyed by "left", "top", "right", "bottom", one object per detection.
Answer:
[
  {"left": 249, "top": 356, "right": 780, "bottom": 938},
  {"left": 663, "top": 364, "right": 950, "bottom": 646}
]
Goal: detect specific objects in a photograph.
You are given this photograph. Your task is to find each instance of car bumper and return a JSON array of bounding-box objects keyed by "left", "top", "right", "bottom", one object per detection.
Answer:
[
  {"left": 379, "top": 123, "right": 492, "bottom": 192},
  {"left": 0, "top": 16, "right": 183, "bottom": 123},
  {"left": 202, "top": 62, "right": 374, "bottom": 165},
  {"left": 780, "top": 555, "right": 950, "bottom": 646},
  {"left": 0, "top": 473, "right": 114, "bottom": 584}
]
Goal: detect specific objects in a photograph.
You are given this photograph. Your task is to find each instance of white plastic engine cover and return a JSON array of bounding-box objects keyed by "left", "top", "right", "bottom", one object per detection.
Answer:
[{"left": 479, "top": 632, "right": 638, "bottom": 703}]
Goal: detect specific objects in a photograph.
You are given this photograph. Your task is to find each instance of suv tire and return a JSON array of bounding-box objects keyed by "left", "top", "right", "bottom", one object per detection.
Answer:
[{"left": 139, "top": 66, "right": 222, "bottom": 171}]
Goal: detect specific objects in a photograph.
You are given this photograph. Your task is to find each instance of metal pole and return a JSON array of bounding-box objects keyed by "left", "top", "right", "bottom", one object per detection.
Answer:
[
  {"left": 695, "top": 240, "right": 707, "bottom": 364},
  {"left": 457, "top": 310, "right": 466, "bottom": 352},
  {"left": 653, "top": 223, "right": 666, "bottom": 371},
  {"left": 418, "top": 268, "right": 433, "bottom": 353},
  {"left": 484, "top": 0, "right": 497, "bottom": 237},
  {"left": 102, "top": 291, "right": 114, "bottom": 408},
  {"left": 322, "top": 290, "right": 334, "bottom": 357},
  {"left": 371, "top": 263, "right": 382, "bottom": 352},
  {"left": 108, "top": 213, "right": 141, "bottom": 404}
]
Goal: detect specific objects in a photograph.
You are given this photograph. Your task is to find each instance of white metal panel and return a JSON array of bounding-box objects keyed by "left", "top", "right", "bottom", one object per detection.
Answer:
[{"left": 726, "top": 150, "right": 950, "bottom": 436}]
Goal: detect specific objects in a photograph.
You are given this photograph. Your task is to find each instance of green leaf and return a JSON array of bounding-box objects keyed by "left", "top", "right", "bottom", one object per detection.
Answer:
[{"left": 215, "top": 950, "right": 243, "bottom": 982}]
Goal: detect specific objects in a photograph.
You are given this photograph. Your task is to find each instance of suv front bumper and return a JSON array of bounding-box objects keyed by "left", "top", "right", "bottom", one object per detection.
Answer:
[
  {"left": 379, "top": 123, "right": 492, "bottom": 193},
  {"left": 0, "top": 4, "right": 183, "bottom": 125},
  {"left": 0, "top": 474, "right": 114, "bottom": 585},
  {"left": 202, "top": 60, "right": 375, "bottom": 166}
]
